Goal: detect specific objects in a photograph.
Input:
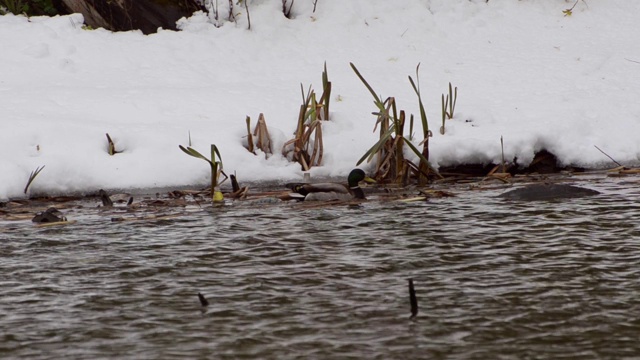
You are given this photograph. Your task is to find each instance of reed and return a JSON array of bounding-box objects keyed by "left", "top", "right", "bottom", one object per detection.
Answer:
[
  {"left": 105, "top": 133, "right": 119, "bottom": 155},
  {"left": 282, "top": 64, "right": 331, "bottom": 170},
  {"left": 178, "top": 144, "right": 227, "bottom": 202},
  {"left": 408, "top": 64, "right": 440, "bottom": 184},
  {"left": 24, "top": 165, "right": 45, "bottom": 194},
  {"left": 245, "top": 116, "right": 255, "bottom": 154},
  {"left": 409, "top": 278, "right": 418, "bottom": 319},
  {"left": 245, "top": 113, "right": 273, "bottom": 157},
  {"left": 351, "top": 63, "right": 440, "bottom": 184},
  {"left": 0, "top": 0, "right": 27, "bottom": 15},
  {"left": 443, "top": 82, "right": 458, "bottom": 120}
]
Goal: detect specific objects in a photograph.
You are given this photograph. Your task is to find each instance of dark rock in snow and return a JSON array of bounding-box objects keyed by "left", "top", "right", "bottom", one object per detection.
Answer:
[{"left": 60, "top": 0, "right": 205, "bottom": 34}]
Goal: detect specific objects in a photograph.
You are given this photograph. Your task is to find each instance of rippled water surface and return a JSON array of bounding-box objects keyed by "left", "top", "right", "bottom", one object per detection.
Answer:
[{"left": 2, "top": 177, "right": 640, "bottom": 359}]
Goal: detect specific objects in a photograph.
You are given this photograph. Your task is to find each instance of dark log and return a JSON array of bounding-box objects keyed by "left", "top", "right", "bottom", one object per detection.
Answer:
[{"left": 60, "top": 0, "right": 205, "bottom": 34}]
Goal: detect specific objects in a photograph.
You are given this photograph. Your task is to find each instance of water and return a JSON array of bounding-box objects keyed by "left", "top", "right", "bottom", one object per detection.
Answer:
[{"left": 2, "top": 177, "right": 640, "bottom": 359}]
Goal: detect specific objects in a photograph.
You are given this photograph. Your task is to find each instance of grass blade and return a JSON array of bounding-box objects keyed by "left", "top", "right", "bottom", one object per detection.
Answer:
[
  {"left": 350, "top": 62, "right": 382, "bottom": 104},
  {"left": 24, "top": 165, "right": 45, "bottom": 194}
]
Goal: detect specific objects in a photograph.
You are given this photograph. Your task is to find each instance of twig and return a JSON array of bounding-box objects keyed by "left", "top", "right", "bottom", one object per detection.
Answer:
[
  {"left": 500, "top": 136, "right": 505, "bottom": 172},
  {"left": 312, "top": 0, "right": 318, "bottom": 13},
  {"left": 408, "top": 278, "right": 418, "bottom": 319},
  {"left": 228, "top": 0, "right": 235, "bottom": 22},
  {"left": 625, "top": 58, "right": 640, "bottom": 65},
  {"left": 244, "top": 0, "right": 251, "bottom": 30},
  {"left": 282, "top": 0, "right": 294, "bottom": 18},
  {"left": 106, "top": 133, "right": 117, "bottom": 155},
  {"left": 198, "top": 293, "right": 209, "bottom": 307},
  {"left": 206, "top": 0, "right": 219, "bottom": 24},
  {"left": 594, "top": 145, "right": 623, "bottom": 167}
]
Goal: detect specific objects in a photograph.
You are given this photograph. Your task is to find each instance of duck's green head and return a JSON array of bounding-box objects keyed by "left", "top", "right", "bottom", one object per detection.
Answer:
[{"left": 348, "top": 169, "right": 375, "bottom": 188}]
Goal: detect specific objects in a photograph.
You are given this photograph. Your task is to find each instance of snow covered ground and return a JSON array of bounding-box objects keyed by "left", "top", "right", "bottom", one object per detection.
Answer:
[{"left": 1, "top": 0, "right": 639, "bottom": 200}]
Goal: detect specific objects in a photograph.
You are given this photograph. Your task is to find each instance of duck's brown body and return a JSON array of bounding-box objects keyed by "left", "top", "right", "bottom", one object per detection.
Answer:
[{"left": 285, "top": 169, "right": 372, "bottom": 201}]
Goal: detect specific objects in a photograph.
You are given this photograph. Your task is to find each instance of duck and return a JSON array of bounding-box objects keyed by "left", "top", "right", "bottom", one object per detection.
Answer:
[{"left": 285, "top": 169, "right": 375, "bottom": 201}]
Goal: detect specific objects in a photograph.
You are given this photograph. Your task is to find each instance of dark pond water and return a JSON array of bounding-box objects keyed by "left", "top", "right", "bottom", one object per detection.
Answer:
[{"left": 1, "top": 176, "right": 640, "bottom": 359}]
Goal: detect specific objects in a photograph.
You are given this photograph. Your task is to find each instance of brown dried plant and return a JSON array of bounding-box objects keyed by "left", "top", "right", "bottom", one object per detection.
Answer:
[
  {"left": 282, "top": 64, "right": 331, "bottom": 170},
  {"left": 245, "top": 113, "right": 273, "bottom": 157},
  {"left": 351, "top": 62, "right": 441, "bottom": 185}
]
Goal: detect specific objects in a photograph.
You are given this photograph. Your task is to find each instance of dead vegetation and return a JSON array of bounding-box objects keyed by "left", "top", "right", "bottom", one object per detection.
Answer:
[
  {"left": 351, "top": 63, "right": 442, "bottom": 186},
  {"left": 282, "top": 63, "right": 331, "bottom": 170},
  {"left": 245, "top": 113, "right": 273, "bottom": 157}
]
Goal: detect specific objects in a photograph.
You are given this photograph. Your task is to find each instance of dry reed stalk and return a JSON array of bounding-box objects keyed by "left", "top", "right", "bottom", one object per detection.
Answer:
[
  {"left": 283, "top": 88, "right": 326, "bottom": 170},
  {"left": 245, "top": 116, "right": 255, "bottom": 154},
  {"left": 106, "top": 133, "right": 118, "bottom": 155},
  {"left": 254, "top": 113, "right": 273, "bottom": 155}
]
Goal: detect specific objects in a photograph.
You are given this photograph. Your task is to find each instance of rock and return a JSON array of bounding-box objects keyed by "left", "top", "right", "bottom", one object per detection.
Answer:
[
  {"left": 499, "top": 184, "right": 600, "bottom": 201},
  {"left": 59, "top": 0, "right": 205, "bottom": 34},
  {"left": 32, "top": 207, "right": 67, "bottom": 223}
]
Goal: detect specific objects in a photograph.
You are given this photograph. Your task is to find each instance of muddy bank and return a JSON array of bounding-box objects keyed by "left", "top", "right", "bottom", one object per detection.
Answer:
[{"left": 2, "top": 164, "right": 637, "bottom": 229}]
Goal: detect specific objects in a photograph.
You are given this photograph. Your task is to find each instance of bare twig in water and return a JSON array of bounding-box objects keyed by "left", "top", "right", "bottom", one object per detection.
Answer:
[
  {"left": 594, "top": 145, "right": 623, "bottom": 167},
  {"left": 230, "top": 174, "right": 240, "bottom": 192},
  {"left": 198, "top": 293, "right": 209, "bottom": 307},
  {"left": 501, "top": 136, "right": 506, "bottom": 173},
  {"left": 409, "top": 278, "right": 418, "bottom": 319},
  {"left": 99, "top": 189, "right": 113, "bottom": 207}
]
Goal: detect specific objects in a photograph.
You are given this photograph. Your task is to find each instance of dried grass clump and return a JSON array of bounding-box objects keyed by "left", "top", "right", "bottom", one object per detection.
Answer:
[
  {"left": 282, "top": 63, "right": 331, "bottom": 170},
  {"left": 245, "top": 113, "right": 273, "bottom": 157},
  {"left": 440, "top": 82, "right": 458, "bottom": 135},
  {"left": 351, "top": 63, "right": 441, "bottom": 185}
]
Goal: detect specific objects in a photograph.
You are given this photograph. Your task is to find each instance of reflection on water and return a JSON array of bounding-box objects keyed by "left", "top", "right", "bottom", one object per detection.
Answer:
[{"left": 2, "top": 177, "right": 640, "bottom": 359}]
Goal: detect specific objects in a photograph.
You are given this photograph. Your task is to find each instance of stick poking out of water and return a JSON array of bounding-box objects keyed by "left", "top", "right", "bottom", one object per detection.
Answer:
[
  {"left": 198, "top": 292, "right": 209, "bottom": 307},
  {"left": 409, "top": 278, "right": 418, "bottom": 319},
  {"left": 594, "top": 145, "right": 623, "bottom": 167},
  {"left": 99, "top": 189, "right": 113, "bottom": 207}
]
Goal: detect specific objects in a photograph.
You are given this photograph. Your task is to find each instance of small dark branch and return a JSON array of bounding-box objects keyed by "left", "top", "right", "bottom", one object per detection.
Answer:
[
  {"left": 312, "top": 0, "right": 318, "bottom": 13},
  {"left": 500, "top": 136, "right": 506, "bottom": 173},
  {"left": 568, "top": 0, "right": 579, "bottom": 11},
  {"left": 409, "top": 279, "right": 418, "bottom": 319},
  {"left": 625, "top": 58, "right": 640, "bottom": 65},
  {"left": 230, "top": 174, "right": 240, "bottom": 192},
  {"left": 205, "top": 0, "right": 220, "bottom": 23},
  {"left": 244, "top": 0, "right": 251, "bottom": 30},
  {"left": 198, "top": 293, "right": 209, "bottom": 307},
  {"left": 594, "top": 145, "right": 623, "bottom": 167},
  {"left": 99, "top": 189, "right": 114, "bottom": 207},
  {"left": 228, "top": 0, "right": 236, "bottom": 22},
  {"left": 282, "top": 0, "right": 294, "bottom": 18}
]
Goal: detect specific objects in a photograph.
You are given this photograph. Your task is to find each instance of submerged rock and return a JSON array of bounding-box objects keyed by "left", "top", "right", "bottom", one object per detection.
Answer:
[
  {"left": 32, "top": 207, "right": 67, "bottom": 223},
  {"left": 499, "top": 184, "right": 600, "bottom": 201}
]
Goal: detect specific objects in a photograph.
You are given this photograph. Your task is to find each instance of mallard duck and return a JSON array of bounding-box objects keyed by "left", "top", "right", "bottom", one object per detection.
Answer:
[{"left": 286, "top": 169, "right": 375, "bottom": 201}]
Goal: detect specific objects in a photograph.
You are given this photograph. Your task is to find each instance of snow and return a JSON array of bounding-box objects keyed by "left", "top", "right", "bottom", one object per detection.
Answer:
[{"left": 1, "top": 0, "right": 639, "bottom": 200}]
